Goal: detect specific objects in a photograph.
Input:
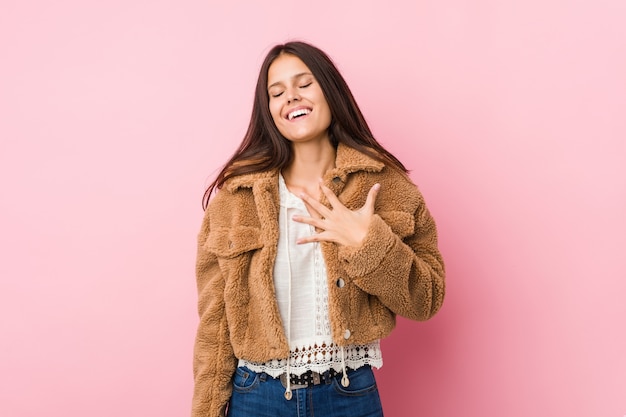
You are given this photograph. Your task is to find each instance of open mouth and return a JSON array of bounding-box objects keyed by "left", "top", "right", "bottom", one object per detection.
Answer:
[{"left": 287, "top": 108, "right": 312, "bottom": 121}]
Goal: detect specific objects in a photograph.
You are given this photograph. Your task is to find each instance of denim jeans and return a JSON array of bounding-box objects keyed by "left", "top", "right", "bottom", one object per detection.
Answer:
[{"left": 226, "top": 365, "right": 384, "bottom": 417}]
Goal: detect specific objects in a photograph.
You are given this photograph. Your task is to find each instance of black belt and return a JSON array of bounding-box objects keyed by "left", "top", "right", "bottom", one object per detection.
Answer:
[{"left": 279, "top": 368, "right": 341, "bottom": 389}]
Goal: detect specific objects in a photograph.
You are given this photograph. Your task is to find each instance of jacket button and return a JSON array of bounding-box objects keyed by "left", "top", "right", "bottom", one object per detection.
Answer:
[
  {"left": 336, "top": 278, "right": 345, "bottom": 288},
  {"left": 332, "top": 176, "right": 341, "bottom": 184},
  {"left": 343, "top": 329, "right": 351, "bottom": 339}
]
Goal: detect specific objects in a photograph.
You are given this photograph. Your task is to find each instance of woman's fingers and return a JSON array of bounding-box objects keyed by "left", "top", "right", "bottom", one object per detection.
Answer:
[
  {"left": 317, "top": 179, "right": 342, "bottom": 208},
  {"left": 294, "top": 181, "right": 382, "bottom": 247},
  {"left": 362, "top": 183, "right": 381, "bottom": 215}
]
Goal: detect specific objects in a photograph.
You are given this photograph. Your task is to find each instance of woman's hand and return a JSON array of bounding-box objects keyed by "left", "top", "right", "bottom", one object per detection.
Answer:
[{"left": 293, "top": 179, "right": 381, "bottom": 247}]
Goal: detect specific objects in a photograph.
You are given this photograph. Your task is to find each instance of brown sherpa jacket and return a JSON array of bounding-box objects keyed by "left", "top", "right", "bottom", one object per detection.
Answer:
[{"left": 192, "top": 143, "right": 445, "bottom": 417}]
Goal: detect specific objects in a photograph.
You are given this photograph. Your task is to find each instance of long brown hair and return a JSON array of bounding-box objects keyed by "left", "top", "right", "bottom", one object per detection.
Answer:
[{"left": 202, "top": 41, "right": 407, "bottom": 209}]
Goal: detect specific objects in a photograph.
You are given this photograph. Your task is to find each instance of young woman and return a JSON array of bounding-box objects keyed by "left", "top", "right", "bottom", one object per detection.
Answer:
[{"left": 192, "top": 41, "right": 445, "bottom": 417}]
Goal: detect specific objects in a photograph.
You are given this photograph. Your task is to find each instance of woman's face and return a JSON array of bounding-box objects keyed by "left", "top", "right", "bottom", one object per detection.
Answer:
[{"left": 267, "top": 54, "right": 332, "bottom": 144}]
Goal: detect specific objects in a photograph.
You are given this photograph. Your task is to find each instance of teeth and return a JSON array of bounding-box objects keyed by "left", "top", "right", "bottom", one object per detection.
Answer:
[{"left": 288, "top": 108, "right": 311, "bottom": 120}]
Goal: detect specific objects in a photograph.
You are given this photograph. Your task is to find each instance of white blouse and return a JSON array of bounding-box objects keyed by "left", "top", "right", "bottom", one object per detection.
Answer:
[{"left": 238, "top": 174, "right": 382, "bottom": 377}]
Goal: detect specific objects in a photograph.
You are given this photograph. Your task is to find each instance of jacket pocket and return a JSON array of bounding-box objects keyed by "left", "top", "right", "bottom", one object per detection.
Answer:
[
  {"left": 378, "top": 210, "right": 415, "bottom": 239},
  {"left": 205, "top": 226, "right": 263, "bottom": 258}
]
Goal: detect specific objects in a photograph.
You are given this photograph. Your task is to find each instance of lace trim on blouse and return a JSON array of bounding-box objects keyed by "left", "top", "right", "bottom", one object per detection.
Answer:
[{"left": 240, "top": 338, "right": 382, "bottom": 377}]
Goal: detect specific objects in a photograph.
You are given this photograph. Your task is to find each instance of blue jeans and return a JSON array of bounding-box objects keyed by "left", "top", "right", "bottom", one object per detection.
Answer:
[{"left": 226, "top": 365, "right": 384, "bottom": 417}]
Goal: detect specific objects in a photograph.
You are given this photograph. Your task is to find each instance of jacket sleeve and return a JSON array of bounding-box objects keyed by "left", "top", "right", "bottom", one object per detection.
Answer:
[
  {"left": 191, "top": 209, "right": 237, "bottom": 417},
  {"left": 337, "top": 192, "right": 445, "bottom": 321}
]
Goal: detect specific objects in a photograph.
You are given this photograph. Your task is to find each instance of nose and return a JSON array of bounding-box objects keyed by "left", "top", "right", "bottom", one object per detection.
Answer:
[{"left": 286, "top": 89, "right": 300, "bottom": 104}]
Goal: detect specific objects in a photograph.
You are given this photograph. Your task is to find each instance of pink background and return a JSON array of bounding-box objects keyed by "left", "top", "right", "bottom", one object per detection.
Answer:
[{"left": 1, "top": 1, "right": 625, "bottom": 416}]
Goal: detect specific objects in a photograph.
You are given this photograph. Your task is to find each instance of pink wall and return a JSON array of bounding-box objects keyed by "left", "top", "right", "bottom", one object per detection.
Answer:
[{"left": 1, "top": 1, "right": 624, "bottom": 416}]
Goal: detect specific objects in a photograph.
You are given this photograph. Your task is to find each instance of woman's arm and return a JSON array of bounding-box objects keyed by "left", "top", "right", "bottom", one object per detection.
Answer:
[
  {"left": 294, "top": 179, "right": 445, "bottom": 321},
  {"left": 337, "top": 199, "right": 445, "bottom": 321},
  {"left": 191, "top": 212, "right": 237, "bottom": 417}
]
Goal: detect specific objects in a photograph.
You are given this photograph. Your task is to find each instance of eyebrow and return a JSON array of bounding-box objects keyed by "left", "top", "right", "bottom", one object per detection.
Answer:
[{"left": 267, "top": 72, "right": 313, "bottom": 90}]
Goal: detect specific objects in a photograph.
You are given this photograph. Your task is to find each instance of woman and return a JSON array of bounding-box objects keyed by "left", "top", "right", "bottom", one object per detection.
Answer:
[{"left": 192, "top": 41, "right": 445, "bottom": 417}]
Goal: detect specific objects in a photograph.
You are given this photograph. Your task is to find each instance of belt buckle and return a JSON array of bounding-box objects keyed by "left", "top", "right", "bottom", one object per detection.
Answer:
[{"left": 279, "top": 373, "right": 307, "bottom": 390}]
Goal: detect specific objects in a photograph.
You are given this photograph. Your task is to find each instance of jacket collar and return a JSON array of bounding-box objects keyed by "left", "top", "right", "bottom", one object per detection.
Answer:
[{"left": 225, "top": 143, "right": 385, "bottom": 193}]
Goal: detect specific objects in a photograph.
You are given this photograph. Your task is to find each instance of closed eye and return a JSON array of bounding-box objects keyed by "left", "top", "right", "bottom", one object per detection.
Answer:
[
  {"left": 299, "top": 82, "right": 312, "bottom": 89},
  {"left": 271, "top": 91, "right": 284, "bottom": 98}
]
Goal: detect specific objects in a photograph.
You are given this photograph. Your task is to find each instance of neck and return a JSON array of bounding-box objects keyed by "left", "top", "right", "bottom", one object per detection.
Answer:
[{"left": 282, "top": 140, "right": 336, "bottom": 194}]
